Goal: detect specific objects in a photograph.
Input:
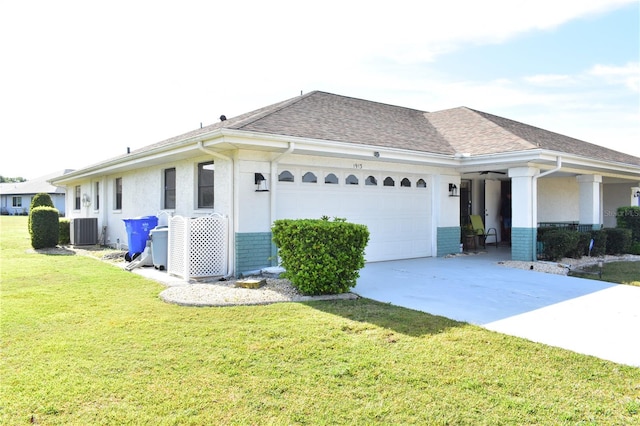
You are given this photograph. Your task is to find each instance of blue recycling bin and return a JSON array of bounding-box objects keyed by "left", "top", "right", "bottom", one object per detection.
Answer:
[{"left": 123, "top": 216, "right": 158, "bottom": 257}]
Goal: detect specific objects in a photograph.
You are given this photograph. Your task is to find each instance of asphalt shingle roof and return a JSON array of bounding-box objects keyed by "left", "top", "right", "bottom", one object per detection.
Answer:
[
  {"left": 117, "top": 91, "right": 640, "bottom": 167},
  {"left": 230, "top": 91, "right": 455, "bottom": 155},
  {"left": 0, "top": 169, "right": 73, "bottom": 195}
]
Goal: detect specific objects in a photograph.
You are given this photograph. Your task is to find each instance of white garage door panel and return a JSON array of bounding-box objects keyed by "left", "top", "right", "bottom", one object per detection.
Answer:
[{"left": 276, "top": 181, "right": 432, "bottom": 262}]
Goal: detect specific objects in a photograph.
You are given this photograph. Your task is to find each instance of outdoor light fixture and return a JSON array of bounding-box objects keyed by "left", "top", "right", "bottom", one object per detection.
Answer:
[
  {"left": 634, "top": 190, "right": 640, "bottom": 198},
  {"left": 255, "top": 173, "right": 269, "bottom": 192},
  {"left": 449, "top": 183, "right": 459, "bottom": 197},
  {"left": 81, "top": 193, "right": 91, "bottom": 208}
]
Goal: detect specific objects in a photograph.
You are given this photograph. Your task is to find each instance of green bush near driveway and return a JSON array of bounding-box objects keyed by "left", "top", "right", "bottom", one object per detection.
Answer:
[{"left": 272, "top": 217, "right": 369, "bottom": 295}]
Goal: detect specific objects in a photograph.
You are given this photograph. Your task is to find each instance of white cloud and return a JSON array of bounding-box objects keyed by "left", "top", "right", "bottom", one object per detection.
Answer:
[
  {"left": 589, "top": 62, "right": 640, "bottom": 93},
  {"left": 523, "top": 74, "right": 576, "bottom": 87}
]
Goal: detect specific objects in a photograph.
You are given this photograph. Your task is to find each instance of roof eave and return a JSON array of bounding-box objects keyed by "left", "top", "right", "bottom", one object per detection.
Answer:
[{"left": 458, "top": 149, "right": 640, "bottom": 180}]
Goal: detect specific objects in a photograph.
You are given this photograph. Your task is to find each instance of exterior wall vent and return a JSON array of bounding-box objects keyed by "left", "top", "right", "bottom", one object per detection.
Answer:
[{"left": 71, "top": 218, "right": 98, "bottom": 245}]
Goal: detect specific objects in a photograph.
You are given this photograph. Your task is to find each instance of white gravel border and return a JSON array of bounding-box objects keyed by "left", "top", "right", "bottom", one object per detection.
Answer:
[
  {"left": 498, "top": 254, "right": 640, "bottom": 275},
  {"left": 158, "top": 277, "right": 358, "bottom": 307}
]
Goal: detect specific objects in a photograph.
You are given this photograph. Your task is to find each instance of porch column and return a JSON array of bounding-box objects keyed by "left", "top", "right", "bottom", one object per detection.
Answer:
[
  {"left": 577, "top": 175, "right": 602, "bottom": 230},
  {"left": 508, "top": 167, "right": 539, "bottom": 261}
]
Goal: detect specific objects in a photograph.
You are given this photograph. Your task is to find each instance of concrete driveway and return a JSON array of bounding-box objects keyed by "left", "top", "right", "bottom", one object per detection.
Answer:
[{"left": 353, "top": 249, "right": 640, "bottom": 367}]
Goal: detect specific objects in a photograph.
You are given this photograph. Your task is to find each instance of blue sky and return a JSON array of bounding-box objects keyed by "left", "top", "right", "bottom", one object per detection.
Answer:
[{"left": 1, "top": 0, "right": 638, "bottom": 180}]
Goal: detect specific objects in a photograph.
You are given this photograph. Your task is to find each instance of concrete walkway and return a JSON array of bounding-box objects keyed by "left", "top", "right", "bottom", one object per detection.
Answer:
[{"left": 353, "top": 248, "right": 640, "bottom": 367}]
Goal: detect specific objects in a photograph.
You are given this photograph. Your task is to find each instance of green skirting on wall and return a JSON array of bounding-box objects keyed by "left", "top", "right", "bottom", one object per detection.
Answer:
[
  {"left": 511, "top": 227, "right": 537, "bottom": 261},
  {"left": 437, "top": 226, "right": 461, "bottom": 257},
  {"left": 235, "top": 232, "right": 276, "bottom": 276}
]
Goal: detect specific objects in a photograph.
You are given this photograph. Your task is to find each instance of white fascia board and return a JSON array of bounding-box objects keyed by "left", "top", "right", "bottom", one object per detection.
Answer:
[
  {"left": 51, "top": 129, "right": 226, "bottom": 185},
  {"left": 457, "top": 149, "right": 640, "bottom": 179}
]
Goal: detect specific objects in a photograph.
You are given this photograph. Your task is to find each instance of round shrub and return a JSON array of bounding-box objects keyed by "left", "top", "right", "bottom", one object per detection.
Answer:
[
  {"left": 30, "top": 206, "right": 60, "bottom": 249},
  {"left": 272, "top": 217, "right": 369, "bottom": 295},
  {"left": 30, "top": 192, "right": 54, "bottom": 209},
  {"left": 28, "top": 192, "right": 55, "bottom": 231}
]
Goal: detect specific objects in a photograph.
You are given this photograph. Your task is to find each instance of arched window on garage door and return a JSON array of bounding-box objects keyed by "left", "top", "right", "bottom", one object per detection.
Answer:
[
  {"left": 346, "top": 174, "right": 359, "bottom": 185},
  {"left": 302, "top": 172, "right": 317, "bottom": 183},
  {"left": 383, "top": 177, "right": 395, "bottom": 187},
  {"left": 324, "top": 173, "right": 338, "bottom": 184},
  {"left": 365, "top": 176, "right": 377, "bottom": 186},
  {"left": 401, "top": 178, "right": 411, "bottom": 187},
  {"left": 278, "top": 171, "right": 294, "bottom": 182},
  {"left": 417, "top": 179, "right": 427, "bottom": 188}
]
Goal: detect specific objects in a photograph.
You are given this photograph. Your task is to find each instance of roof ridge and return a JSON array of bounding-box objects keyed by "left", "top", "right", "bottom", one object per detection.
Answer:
[
  {"left": 460, "top": 107, "right": 537, "bottom": 149},
  {"left": 425, "top": 106, "right": 536, "bottom": 154},
  {"left": 230, "top": 91, "right": 320, "bottom": 130}
]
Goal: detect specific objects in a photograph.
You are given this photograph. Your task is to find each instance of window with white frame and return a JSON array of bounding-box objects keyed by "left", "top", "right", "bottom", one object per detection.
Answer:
[
  {"left": 197, "top": 161, "right": 214, "bottom": 208},
  {"left": 75, "top": 185, "right": 81, "bottom": 210},
  {"left": 94, "top": 182, "right": 100, "bottom": 210},
  {"left": 115, "top": 177, "right": 122, "bottom": 210},
  {"left": 164, "top": 168, "right": 176, "bottom": 209}
]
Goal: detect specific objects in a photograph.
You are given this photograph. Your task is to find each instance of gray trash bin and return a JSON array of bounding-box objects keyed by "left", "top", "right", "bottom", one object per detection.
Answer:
[{"left": 150, "top": 226, "right": 169, "bottom": 270}]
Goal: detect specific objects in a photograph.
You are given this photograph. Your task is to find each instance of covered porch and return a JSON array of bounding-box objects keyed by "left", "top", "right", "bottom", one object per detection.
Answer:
[{"left": 456, "top": 154, "right": 640, "bottom": 261}]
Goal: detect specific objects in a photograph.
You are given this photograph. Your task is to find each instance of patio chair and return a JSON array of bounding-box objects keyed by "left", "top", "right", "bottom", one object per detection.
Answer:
[{"left": 469, "top": 215, "right": 498, "bottom": 248}]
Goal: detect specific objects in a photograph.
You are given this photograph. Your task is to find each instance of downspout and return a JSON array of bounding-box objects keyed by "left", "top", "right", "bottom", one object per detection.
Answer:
[
  {"left": 197, "top": 140, "right": 235, "bottom": 276},
  {"left": 531, "top": 156, "right": 562, "bottom": 260},
  {"left": 269, "top": 142, "right": 295, "bottom": 261}
]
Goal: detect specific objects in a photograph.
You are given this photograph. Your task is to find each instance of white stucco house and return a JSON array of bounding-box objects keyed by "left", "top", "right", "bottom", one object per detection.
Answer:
[
  {"left": 49, "top": 91, "right": 640, "bottom": 276},
  {"left": 1, "top": 170, "right": 72, "bottom": 216}
]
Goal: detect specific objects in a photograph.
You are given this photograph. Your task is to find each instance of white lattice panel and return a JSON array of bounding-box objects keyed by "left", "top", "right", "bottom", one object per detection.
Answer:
[{"left": 168, "top": 214, "right": 228, "bottom": 280}]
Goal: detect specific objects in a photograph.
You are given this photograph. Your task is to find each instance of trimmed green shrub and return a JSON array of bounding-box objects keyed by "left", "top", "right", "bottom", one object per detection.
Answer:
[
  {"left": 28, "top": 192, "right": 55, "bottom": 230},
  {"left": 30, "top": 193, "right": 54, "bottom": 210},
  {"left": 604, "top": 228, "right": 632, "bottom": 255},
  {"left": 616, "top": 206, "right": 640, "bottom": 242},
  {"left": 272, "top": 217, "right": 369, "bottom": 295},
  {"left": 59, "top": 219, "right": 71, "bottom": 245},
  {"left": 630, "top": 241, "right": 640, "bottom": 255},
  {"left": 539, "top": 228, "right": 580, "bottom": 261},
  {"left": 568, "top": 232, "right": 590, "bottom": 259},
  {"left": 30, "top": 206, "right": 60, "bottom": 249}
]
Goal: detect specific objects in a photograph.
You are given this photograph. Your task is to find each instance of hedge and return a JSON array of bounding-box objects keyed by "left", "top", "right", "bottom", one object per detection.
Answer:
[
  {"left": 604, "top": 228, "right": 632, "bottom": 255},
  {"left": 59, "top": 219, "right": 71, "bottom": 245},
  {"left": 28, "top": 192, "right": 55, "bottom": 230},
  {"left": 29, "top": 206, "right": 60, "bottom": 249},
  {"left": 616, "top": 206, "right": 640, "bottom": 243},
  {"left": 272, "top": 217, "right": 369, "bottom": 295}
]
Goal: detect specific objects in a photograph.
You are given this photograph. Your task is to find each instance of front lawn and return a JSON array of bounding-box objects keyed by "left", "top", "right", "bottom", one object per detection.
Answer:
[
  {"left": 1, "top": 216, "right": 639, "bottom": 424},
  {"left": 569, "top": 261, "right": 640, "bottom": 286}
]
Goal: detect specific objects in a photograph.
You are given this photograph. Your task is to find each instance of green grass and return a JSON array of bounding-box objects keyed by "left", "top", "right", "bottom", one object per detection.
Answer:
[
  {"left": 569, "top": 261, "right": 640, "bottom": 286},
  {"left": 2, "top": 216, "right": 640, "bottom": 425}
]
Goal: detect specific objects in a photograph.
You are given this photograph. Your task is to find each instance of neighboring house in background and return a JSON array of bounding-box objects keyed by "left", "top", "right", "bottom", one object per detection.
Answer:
[
  {"left": 1, "top": 170, "right": 73, "bottom": 216},
  {"left": 49, "top": 91, "right": 640, "bottom": 276}
]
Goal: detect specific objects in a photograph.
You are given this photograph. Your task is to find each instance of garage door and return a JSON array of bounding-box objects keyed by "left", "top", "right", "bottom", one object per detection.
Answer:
[{"left": 276, "top": 170, "right": 432, "bottom": 262}]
